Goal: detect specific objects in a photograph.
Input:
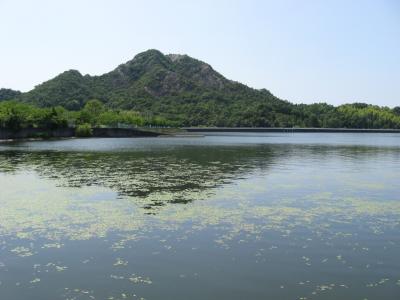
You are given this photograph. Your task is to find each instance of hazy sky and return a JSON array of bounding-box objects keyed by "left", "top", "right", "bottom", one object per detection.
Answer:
[{"left": 1, "top": 0, "right": 399, "bottom": 106}]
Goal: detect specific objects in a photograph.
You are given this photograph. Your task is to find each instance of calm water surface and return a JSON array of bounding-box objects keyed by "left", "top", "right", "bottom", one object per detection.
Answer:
[{"left": 0, "top": 133, "right": 399, "bottom": 300}]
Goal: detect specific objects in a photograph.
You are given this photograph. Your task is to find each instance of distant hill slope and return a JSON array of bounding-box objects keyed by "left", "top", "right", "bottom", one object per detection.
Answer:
[
  {"left": 0, "top": 88, "right": 21, "bottom": 101},
  {"left": 2, "top": 49, "right": 400, "bottom": 128}
]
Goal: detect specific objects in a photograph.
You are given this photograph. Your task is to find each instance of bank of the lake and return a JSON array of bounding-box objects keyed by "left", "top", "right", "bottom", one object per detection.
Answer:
[
  {"left": 0, "top": 127, "right": 165, "bottom": 140},
  {"left": 3, "top": 126, "right": 400, "bottom": 141},
  {"left": 184, "top": 127, "right": 400, "bottom": 133}
]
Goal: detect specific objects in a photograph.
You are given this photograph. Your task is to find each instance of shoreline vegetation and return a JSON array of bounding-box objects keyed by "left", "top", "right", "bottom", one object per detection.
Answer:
[
  {"left": 0, "top": 99, "right": 172, "bottom": 140},
  {"left": 1, "top": 99, "right": 400, "bottom": 141}
]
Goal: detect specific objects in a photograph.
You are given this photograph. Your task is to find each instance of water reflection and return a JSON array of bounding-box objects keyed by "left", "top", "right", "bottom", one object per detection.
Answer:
[
  {"left": 1, "top": 143, "right": 399, "bottom": 204},
  {"left": 0, "top": 136, "right": 399, "bottom": 300},
  {"left": 0, "top": 146, "right": 276, "bottom": 206}
]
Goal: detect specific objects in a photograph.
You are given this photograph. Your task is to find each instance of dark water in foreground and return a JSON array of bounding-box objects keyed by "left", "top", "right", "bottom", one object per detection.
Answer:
[{"left": 0, "top": 133, "right": 399, "bottom": 300}]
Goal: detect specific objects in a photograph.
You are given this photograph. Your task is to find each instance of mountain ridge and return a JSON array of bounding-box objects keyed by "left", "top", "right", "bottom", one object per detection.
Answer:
[{"left": 11, "top": 49, "right": 277, "bottom": 106}]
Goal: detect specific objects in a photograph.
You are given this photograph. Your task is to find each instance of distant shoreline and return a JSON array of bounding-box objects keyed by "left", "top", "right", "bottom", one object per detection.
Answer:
[
  {"left": 2, "top": 127, "right": 400, "bottom": 141},
  {"left": 183, "top": 127, "right": 400, "bottom": 133}
]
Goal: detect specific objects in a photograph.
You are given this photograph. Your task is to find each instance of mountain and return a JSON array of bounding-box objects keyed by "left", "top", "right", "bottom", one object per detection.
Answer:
[
  {"left": 3, "top": 50, "right": 290, "bottom": 126},
  {"left": 2, "top": 49, "right": 400, "bottom": 128}
]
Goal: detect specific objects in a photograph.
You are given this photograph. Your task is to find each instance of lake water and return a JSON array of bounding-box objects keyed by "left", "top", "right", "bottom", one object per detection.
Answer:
[{"left": 0, "top": 133, "right": 399, "bottom": 300}]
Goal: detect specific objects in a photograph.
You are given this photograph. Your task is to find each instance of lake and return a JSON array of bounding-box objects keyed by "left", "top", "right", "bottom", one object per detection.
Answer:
[{"left": 0, "top": 133, "right": 399, "bottom": 300}]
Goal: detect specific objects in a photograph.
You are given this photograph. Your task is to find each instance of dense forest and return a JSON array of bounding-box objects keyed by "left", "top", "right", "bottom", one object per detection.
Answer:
[{"left": 1, "top": 49, "right": 400, "bottom": 129}]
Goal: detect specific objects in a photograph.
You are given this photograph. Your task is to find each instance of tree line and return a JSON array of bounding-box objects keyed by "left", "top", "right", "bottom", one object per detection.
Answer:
[
  {"left": 0, "top": 100, "right": 175, "bottom": 131},
  {"left": 1, "top": 99, "right": 400, "bottom": 131}
]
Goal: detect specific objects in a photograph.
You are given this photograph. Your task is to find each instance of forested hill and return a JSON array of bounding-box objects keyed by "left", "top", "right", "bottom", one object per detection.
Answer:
[
  {"left": 0, "top": 88, "right": 21, "bottom": 101},
  {"left": 1, "top": 49, "right": 400, "bottom": 128}
]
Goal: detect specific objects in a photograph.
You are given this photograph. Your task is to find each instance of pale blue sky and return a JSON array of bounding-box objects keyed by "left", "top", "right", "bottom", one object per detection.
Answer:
[{"left": 1, "top": 0, "right": 399, "bottom": 106}]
